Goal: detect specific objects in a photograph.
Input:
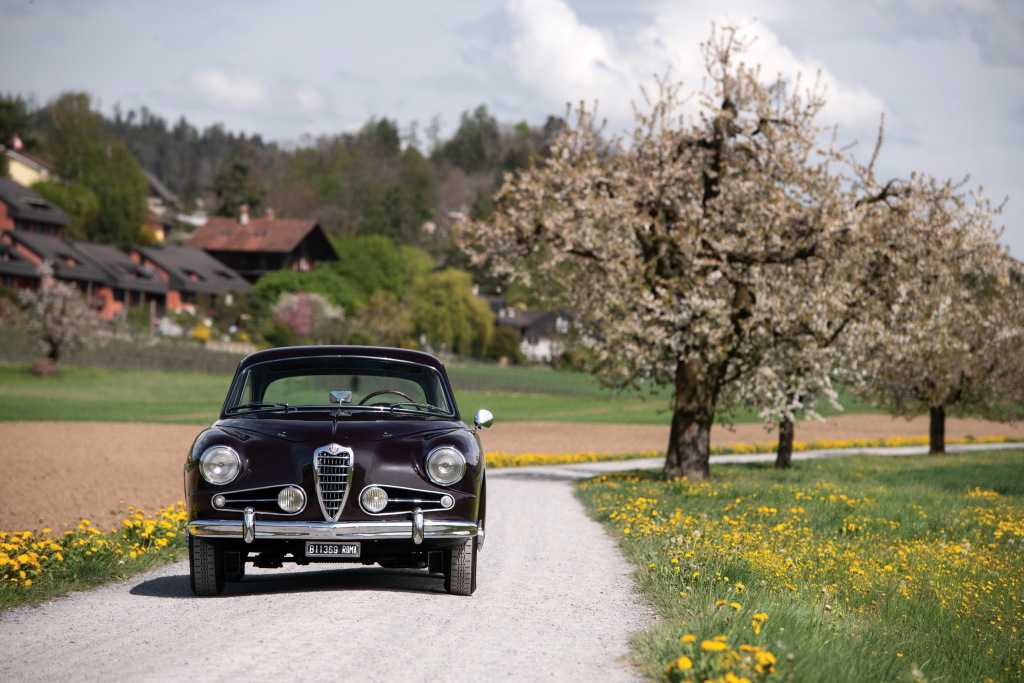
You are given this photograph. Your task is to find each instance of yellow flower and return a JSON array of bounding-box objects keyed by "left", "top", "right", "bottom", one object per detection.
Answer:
[
  {"left": 729, "top": 602, "right": 741, "bottom": 610},
  {"left": 702, "top": 640, "right": 729, "bottom": 652},
  {"left": 753, "top": 651, "right": 776, "bottom": 673},
  {"left": 674, "top": 655, "right": 693, "bottom": 670},
  {"left": 681, "top": 634, "right": 697, "bottom": 644}
]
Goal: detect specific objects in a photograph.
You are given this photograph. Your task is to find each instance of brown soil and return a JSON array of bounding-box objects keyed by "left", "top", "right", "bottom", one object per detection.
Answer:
[{"left": 2, "top": 416, "right": 1022, "bottom": 534}]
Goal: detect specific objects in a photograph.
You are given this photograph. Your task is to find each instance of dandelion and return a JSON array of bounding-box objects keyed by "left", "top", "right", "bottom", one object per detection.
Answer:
[
  {"left": 681, "top": 634, "right": 697, "bottom": 644},
  {"left": 702, "top": 640, "right": 729, "bottom": 652},
  {"left": 753, "top": 651, "right": 776, "bottom": 674}
]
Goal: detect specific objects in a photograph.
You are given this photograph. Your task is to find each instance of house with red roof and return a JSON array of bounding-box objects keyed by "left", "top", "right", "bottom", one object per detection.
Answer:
[{"left": 187, "top": 207, "right": 338, "bottom": 282}]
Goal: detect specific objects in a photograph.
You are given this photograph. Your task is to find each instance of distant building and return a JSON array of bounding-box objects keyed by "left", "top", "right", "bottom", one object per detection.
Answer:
[
  {"left": 187, "top": 206, "right": 338, "bottom": 282},
  {"left": 484, "top": 296, "right": 571, "bottom": 363},
  {"left": 1, "top": 230, "right": 164, "bottom": 318},
  {"left": 133, "top": 244, "right": 252, "bottom": 312},
  {"left": 0, "top": 229, "right": 250, "bottom": 319},
  {"left": 0, "top": 177, "right": 70, "bottom": 237},
  {"left": 2, "top": 147, "right": 56, "bottom": 189}
]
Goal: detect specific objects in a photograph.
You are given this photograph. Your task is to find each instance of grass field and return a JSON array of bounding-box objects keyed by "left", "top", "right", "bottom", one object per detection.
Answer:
[
  {"left": 576, "top": 450, "right": 1024, "bottom": 682},
  {"left": 0, "top": 362, "right": 877, "bottom": 425}
]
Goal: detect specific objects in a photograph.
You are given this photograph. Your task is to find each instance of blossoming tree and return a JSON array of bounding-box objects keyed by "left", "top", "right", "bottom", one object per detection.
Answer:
[
  {"left": 849, "top": 174, "right": 1021, "bottom": 454},
  {"left": 19, "top": 262, "right": 98, "bottom": 371},
  {"left": 464, "top": 27, "right": 892, "bottom": 479}
]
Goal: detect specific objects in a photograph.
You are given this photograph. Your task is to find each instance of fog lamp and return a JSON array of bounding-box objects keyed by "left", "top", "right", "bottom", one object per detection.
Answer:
[
  {"left": 212, "top": 494, "right": 227, "bottom": 508},
  {"left": 278, "top": 486, "right": 306, "bottom": 513},
  {"left": 440, "top": 494, "right": 455, "bottom": 508},
  {"left": 361, "top": 486, "right": 389, "bottom": 514}
]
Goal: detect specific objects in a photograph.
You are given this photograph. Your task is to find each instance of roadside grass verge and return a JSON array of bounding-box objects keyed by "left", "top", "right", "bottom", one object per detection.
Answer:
[
  {"left": 576, "top": 449, "right": 1024, "bottom": 682},
  {"left": 0, "top": 503, "right": 188, "bottom": 611},
  {"left": 485, "top": 434, "right": 1019, "bottom": 467}
]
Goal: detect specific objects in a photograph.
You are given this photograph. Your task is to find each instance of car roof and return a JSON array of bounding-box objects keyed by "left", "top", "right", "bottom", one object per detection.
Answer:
[{"left": 235, "top": 345, "right": 448, "bottom": 374}]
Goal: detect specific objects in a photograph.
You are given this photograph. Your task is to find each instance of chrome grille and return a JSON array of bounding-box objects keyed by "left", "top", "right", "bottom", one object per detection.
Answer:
[{"left": 313, "top": 444, "right": 354, "bottom": 522}]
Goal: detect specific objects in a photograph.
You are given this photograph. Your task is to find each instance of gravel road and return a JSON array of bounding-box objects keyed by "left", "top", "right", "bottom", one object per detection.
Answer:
[{"left": 0, "top": 460, "right": 653, "bottom": 682}]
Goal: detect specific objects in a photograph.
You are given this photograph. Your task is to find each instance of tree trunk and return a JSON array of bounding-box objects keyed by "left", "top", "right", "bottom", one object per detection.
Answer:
[
  {"left": 662, "top": 360, "right": 715, "bottom": 480},
  {"left": 929, "top": 405, "right": 946, "bottom": 455},
  {"left": 775, "top": 418, "right": 795, "bottom": 468}
]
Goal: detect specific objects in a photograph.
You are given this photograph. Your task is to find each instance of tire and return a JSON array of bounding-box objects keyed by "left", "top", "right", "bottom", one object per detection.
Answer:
[
  {"left": 443, "top": 537, "right": 477, "bottom": 596},
  {"left": 189, "top": 536, "right": 225, "bottom": 596}
]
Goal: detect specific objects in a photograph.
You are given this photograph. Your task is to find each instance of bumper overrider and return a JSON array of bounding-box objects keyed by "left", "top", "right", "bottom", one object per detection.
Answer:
[{"left": 189, "top": 507, "right": 479, "bottom": 545}]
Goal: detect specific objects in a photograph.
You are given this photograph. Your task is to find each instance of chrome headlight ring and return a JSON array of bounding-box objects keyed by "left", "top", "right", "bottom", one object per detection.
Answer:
[{"left": 425, "top": 446, "right": 466, "bottom": 486}]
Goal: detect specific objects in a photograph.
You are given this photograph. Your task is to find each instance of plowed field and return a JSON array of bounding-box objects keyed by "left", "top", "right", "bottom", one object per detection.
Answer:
[{"left": 2, "top": 415, "right": 1022, "bottom": 532}]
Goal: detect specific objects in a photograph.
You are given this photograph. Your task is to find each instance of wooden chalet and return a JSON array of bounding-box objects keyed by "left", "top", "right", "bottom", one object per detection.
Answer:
[{"left": 187, "top": 207, "right": 338, "bottom": 283}]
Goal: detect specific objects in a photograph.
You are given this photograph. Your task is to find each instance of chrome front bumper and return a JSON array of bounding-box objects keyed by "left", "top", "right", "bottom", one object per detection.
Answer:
[{"left": 189, "top": 514, "right": 478, "bottom": 545}]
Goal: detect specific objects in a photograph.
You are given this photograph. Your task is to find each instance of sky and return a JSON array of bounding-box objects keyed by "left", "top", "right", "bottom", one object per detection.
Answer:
[{"left": 1, "top": 0, "right": 1022, "bottom": 257}]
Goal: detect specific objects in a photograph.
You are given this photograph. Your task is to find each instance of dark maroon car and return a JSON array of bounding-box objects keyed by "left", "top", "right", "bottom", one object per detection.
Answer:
[{"left": 184, "top": 346, "right": 491, "bottom": 596}]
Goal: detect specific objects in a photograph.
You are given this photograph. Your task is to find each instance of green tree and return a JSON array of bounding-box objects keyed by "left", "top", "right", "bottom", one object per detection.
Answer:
[
  {"left": 31, "top": 180, "right": 99, "bottom": 241},
  {"left": 211, "top": 146, "right": 265, "bottom": 216},
  {"left": 332, "top": 235, "right": 432, "bottom": 299},
  {"left": 349, "top": 290, "right": 416, "bottom": 348},
  {"left": 0, "top": 93, "right": 41, "bottom": 176},
  {"left": 42, "top": 92, "right": 148, "bottom": 249},
  {"left": 410, "top": 268, "right": 493, "bottom": 357},
  {"left": 252, "top": 267, "right": 363, "bottom": 311},
  {"left": 435, "top": 105, "right": 500, "bottom": 174}
]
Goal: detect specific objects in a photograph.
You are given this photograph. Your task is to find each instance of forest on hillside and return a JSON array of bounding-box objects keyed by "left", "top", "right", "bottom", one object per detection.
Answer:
[{"left": 0, "top": 91, "right": 565, "bottom": 264}]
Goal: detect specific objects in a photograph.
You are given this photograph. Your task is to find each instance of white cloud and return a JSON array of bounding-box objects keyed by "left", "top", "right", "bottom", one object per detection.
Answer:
[
  {"left": 504, "top": 0, "right": 888, "bottom": 133},
  {"left": 505, "top": 0, "right": 637, "bottom": 119},
  {"left": 190, "top": 69, "right": 268, "bottom": 109}
]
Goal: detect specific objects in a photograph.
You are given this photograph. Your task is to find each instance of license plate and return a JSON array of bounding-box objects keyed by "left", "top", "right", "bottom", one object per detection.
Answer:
[{"left": 305, "top": 542, "right": 360, "bottom": 558}]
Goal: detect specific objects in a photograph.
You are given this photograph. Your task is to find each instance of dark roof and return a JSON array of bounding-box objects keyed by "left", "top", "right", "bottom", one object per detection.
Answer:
[
  {"left": 0, "top": 237, "right": 42, "bottom": 279},
  {"left": 3, "top": 230, "right": 107, "bottom": 283},
  {"left": 189, "top": 217, "right": 337, "bottom": 258},
  {"left": 134, "top": 245, "right": 252, "bottom": 295},
  {"left": 73, "top": 241, "right": 166, "bottom": 294},
  {"left": 0, "top": 178, "right": 71, "bottom": 227}
]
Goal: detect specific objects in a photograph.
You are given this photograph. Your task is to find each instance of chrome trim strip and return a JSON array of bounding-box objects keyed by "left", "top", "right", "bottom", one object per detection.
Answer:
[
  {"left": 189, "top": 519, "right": 478, "bottom": 541},
  {"left": 357, "top": 483, "right": 457, "bottom": 516}
]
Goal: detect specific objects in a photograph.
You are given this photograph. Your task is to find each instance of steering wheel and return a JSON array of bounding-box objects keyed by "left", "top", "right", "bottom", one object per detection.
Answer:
[{"left": 358, "top": 389, "right": 415, "bottom": 405}]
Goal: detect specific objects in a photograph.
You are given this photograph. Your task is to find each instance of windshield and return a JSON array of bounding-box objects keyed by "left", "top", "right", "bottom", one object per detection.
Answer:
[{"left": 224, "top": 355, "right": 455, "bottom": 417}]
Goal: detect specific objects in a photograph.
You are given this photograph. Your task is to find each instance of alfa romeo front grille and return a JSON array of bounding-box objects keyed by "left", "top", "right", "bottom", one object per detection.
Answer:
[{"left": 313, "top": 444, "right": 354, "bottom": 522}]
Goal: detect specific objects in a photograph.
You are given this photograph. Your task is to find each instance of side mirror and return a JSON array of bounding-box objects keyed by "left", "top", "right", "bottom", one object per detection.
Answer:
[
  {"left": 473, "top": 409, "right": 494, "bottom": 431},
  {"left": 330, "top": 391, "right": 353, "bottom": 404}
]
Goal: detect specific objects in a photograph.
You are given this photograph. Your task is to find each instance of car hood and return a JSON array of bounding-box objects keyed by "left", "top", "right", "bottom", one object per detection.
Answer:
[{"left": 215, "top": 416, "right": 464, "bottom": 444}]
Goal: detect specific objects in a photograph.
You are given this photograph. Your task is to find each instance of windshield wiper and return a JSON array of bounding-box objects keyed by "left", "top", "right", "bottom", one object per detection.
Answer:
[
  {"left": 389, "top": 402, "right": 450, "bottom": 415},
  {"left": 227, "top": 401, "right": 290, "bottom": 414}
]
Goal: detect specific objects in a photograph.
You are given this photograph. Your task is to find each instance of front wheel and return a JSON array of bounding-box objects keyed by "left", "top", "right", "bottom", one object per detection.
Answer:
[
  {"left": 443, "top": 537, "right": 478, "bottom": 596},
  {"left": 189, "top": 536, "right": 225, "bottom": 596}
]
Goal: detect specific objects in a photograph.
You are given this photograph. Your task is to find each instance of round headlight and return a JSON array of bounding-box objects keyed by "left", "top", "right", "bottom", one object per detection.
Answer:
[
  {"left": 199, "top": 446, "right": 241, "bottom": 485},
  {"left": 361, "top": 486, "right": 389, "bottom": 514},
  {"left": 277, "top": 486, "right": 306, "bottom": 513},
  {"left": 426, "top": 446, "right": 466, "bottom": 486}
]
